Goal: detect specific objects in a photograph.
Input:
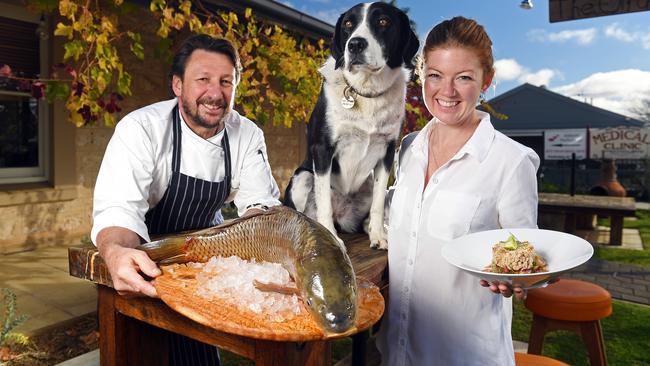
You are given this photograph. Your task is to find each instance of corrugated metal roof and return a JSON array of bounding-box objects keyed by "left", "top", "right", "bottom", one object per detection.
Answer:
[{"left": 481, "top": 83, "right": 644, "bottom": 132}]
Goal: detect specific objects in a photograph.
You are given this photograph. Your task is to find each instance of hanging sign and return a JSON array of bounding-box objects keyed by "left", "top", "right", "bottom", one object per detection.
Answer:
[
  {"left": 589, "top": 127, "right": 650, "bottom": 159},
  {"left": 544, "top": 129, "right": 587, "bottom": 160},
  {"left": 549, "top": 0, "right": 650, "bottom": 23}
]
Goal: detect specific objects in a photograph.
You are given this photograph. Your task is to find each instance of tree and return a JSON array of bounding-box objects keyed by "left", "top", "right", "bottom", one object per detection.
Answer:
[
  {"left": 0, "top": 0, "right": 328, "bottom": 128},
  {"left": 630, "top": 98, "right": 650, "bottom": 125}
]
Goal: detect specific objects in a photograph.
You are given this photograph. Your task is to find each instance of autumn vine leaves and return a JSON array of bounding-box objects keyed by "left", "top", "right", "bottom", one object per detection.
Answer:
[{"left": 1, "top": 0, "right": 432, "bottom": 131}]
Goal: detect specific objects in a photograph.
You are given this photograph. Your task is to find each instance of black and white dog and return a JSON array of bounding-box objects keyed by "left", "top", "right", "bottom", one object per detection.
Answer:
[{"left": 284, "top": 2, "right": 419, "bottom": 249}]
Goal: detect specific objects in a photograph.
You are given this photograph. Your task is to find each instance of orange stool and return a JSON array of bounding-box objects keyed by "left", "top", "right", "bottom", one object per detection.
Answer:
[
  {"left": 515, "top": 352, "right": 570, "bottom": 366},
  {"left": 525, "top": 279, "right": 612, "bottom": 366}
]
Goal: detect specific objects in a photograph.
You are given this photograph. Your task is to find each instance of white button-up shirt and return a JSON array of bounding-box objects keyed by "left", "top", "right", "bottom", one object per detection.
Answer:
[
  {"left": 377, "top": 111, "right": 540, "bottom": 366},
  {"left": 91, "top": 99, "right": 281, "bottom": 244}
]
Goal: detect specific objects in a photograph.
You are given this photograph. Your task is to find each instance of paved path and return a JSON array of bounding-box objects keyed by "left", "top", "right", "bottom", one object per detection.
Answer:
[{"left": 564, "top": 258, "right": 650, "bottom": 305}]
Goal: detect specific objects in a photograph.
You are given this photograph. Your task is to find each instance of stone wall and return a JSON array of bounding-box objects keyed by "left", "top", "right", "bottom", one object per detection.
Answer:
[{"left": 262, "top": 122, "right": 307, "bottom": 194}]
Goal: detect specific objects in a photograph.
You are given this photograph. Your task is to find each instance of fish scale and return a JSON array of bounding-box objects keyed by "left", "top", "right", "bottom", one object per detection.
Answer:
[{"left": 137, "top": 205, "right": 358, "bottom": 335}]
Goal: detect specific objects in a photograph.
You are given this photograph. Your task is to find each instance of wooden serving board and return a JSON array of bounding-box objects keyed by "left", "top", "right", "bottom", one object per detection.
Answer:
[{"left": 154, "top": 264, "right": 385, "bottom": 342}]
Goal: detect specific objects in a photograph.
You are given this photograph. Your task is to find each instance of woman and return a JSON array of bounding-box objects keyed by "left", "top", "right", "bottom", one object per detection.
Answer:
[{"left": 376, "top": 17, "right": 539, "bottom": 366}]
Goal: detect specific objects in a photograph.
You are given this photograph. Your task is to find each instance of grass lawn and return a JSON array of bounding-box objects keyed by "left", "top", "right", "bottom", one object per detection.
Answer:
[
  {"left": 222, "top": 298, "right": 650, "bottom": 366},
  {"left": 594, "top": 209, "right": 650, "bottom": 267},
  {"left": 512, "top": 299, "right": 650, "bottom": 366}
]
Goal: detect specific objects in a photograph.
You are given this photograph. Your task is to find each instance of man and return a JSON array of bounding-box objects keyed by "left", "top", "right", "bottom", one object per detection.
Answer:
[{"left": 92, "top": 35, "right": 281, "bottom": 364}]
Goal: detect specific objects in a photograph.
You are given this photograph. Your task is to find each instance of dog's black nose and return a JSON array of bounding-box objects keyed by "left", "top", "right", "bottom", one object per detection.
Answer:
[{"left": 347, "top": 37, "right": 368, "bottom": 54}]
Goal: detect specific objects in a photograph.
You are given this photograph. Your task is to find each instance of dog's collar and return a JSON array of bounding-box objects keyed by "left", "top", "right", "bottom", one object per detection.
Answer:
[
  {"left": 342, "top": 76, "right": 390, "bottom": 99},
  {"left": 341, "top": 76, "right": 391, "bottom": 109}
]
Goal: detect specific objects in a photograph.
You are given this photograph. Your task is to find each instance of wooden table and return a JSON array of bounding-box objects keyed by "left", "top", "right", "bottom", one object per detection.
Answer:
[
  {"left": 538, "top": 193, "right": 636, "bottom": 245},
  {"left": 68, "top": 234, "right": 387, "bottom": 366}
]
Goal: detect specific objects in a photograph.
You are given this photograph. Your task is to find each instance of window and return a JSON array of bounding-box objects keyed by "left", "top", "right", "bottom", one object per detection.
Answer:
[{"left": 0, "top": 4, "right": 50, "bottom": 184}]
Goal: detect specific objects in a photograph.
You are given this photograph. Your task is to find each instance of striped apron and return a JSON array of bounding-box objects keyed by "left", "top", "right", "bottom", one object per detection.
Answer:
[{"left": 145, "top": 105, "right": 230, "bottom": 365}]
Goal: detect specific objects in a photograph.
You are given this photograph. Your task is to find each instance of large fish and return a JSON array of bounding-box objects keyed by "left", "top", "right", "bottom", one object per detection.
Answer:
[{"left": 137, "top": 205, "right": 358, "bottom": 335}]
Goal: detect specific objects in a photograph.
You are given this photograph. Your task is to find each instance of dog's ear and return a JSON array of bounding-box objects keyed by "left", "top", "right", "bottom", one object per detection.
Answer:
[
  {"left": 331, "top": 13, "right": 346, "bottom": 70},
  {"left": 399, "top": 12, "right": 420, "bottom": 70}
]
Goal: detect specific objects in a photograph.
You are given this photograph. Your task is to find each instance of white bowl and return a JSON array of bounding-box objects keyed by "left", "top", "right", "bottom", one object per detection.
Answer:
[{"left": 441, "top": 228, "right": 594, "bottom": 289}]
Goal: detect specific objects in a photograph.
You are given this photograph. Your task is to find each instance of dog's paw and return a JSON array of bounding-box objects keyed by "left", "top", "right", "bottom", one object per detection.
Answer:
[
  {"left": 369, "top": 225, "right": 388, "bottom": 250},
  {"left": 369, "top": 237, "right": 388, "bottom": 250}
]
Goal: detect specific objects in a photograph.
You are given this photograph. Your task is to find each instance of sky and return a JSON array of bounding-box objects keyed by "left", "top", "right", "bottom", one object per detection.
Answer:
[{"left": 280, "top": 0, "right": 650, "bottom": 119}]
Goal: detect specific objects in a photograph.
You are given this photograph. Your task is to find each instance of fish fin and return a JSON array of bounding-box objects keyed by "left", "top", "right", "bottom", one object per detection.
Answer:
[
  {"left": 253, "top": 280, "right": 300, "bottom": 296},
  {"left": 137, "top": 236, "right": 188, "bottom": 264},
  {"left": 158, "top": 254, "right": 190, "bottom": 265}
]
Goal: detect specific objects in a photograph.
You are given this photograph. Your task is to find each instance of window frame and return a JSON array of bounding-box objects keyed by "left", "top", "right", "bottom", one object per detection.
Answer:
[{"left": 0, "top": 3, "right": 50, "bottom": 185}]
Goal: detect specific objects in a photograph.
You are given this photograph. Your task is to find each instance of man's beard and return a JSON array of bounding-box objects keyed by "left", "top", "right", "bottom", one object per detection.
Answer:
[{"left": 182, "top": 96, "right": 230, "bottom": 130}]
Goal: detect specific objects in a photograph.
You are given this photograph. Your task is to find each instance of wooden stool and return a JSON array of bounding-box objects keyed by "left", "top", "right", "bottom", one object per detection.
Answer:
[
  {"left": 515, "top": 352, "right": 570, "bottom": 366},
  {"left": 525, "top": 279, "right": 612, "bottom": 366}
]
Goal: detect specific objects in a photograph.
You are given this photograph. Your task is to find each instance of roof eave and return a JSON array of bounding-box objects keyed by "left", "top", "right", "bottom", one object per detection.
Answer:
[{"left": 206, "top": 0, "right": 334, "bottom": 40}]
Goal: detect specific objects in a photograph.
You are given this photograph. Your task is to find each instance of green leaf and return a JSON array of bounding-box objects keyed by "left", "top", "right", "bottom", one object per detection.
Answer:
[
  {"left": 117, "top": 71, "right": 132, "bottom": 95},
  {"left": 126, "top": 31, "right": 141, "bottom": 42},
  {"left": 63, "top": 40, "right": 84, "bottom": 61},
  {"left": 45, "top": 81, "right": 70, "bottom": 102},
  {"left": 130, "top": 41, "right": 145, "bottom": 60},
  {"left": 103, "top": 111, "right": 116, "bottom": 127}
]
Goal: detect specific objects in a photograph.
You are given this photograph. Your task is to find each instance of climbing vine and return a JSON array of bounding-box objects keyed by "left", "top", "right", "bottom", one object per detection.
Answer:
[{"left": 1, "top": 0, "right": 327, "bottom": 127}]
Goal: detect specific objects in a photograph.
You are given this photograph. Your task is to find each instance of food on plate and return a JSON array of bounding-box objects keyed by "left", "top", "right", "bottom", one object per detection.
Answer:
[
  {"left": 485, "top": 233, "right": 548, "bottom": 274},
  {"left": 138, "top": 206, "right": 357, "bottom": 335}
]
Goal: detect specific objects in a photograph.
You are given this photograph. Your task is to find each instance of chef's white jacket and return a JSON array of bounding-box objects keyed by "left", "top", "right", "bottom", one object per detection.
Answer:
[
  {"left": 376, "top": 111, "right": 540, "bottom": 366},
  {"left": 91, "top": 99, "right": 281, "bottom": 244}
]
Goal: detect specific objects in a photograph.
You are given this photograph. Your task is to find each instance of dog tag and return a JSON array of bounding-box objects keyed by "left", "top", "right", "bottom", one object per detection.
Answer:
[{"left": 341, "top": 95, "right": 355, "bottom": 109}]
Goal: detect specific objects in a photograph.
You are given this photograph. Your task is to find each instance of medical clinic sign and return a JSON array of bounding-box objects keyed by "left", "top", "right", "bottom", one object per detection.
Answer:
[{"left": 590, "top": 127, "right": 650, "bottom": 159}]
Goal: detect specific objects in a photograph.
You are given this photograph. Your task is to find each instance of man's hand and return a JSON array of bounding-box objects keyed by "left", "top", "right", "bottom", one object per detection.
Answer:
[
  {"left": 479, "top": 279, "right": 527, "bottom": 300},
  {"left": 97, "top": 227, "right": 161, "bottom": 297},
  {"left": 241, "top": 207, "right": 266, "bottom": 218}
]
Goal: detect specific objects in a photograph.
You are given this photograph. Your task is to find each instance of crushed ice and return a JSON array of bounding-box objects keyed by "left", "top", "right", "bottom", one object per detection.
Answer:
[{"left": 195, "top": 256, "right": 304, "bottom": 322}]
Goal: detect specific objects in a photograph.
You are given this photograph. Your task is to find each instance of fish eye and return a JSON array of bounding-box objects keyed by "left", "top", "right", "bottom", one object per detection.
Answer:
[
  {"left": 344, "top": 19, "right": 354, "bottom": 29},
  {"left": 378, "top": 18, "right": 390, "bottom": 27}
]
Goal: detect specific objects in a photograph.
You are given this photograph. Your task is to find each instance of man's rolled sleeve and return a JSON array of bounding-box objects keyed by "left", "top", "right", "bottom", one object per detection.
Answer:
[
  {"left": 91, "top": 207, "right": 151, "bottom": 244},
  {"left": 233, "top": 127, "right": 281, "bottom": 216},
  {"left": 91, "top": 118, "right": 155, "bottom": 245}
]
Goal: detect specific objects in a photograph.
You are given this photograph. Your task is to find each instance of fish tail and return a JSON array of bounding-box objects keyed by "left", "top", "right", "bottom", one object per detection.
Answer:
[{"left": 137, "top": 236, "right": 189, "bottom": 264}]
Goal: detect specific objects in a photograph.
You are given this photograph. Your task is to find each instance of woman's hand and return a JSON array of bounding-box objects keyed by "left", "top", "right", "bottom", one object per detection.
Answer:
[{"left": 479, "top": 279, "right": 527, "bottom": 300}]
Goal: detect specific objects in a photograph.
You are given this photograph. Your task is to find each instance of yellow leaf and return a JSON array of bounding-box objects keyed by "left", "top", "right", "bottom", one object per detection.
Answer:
[
  {"left": 54, "top": 23, "right": 73, "bottom": 39},
  {"left": 245, "top": 8, "right": 252, "bottom": 19},
  {"left": 58, "top": 0, "right": 77, "bottom": 17},
  {"left": 150, "top": 0, "right": 165, "bottom": 12},
  {"left": 78, "top": 9, "right": 93, "bottom": 29},
  {"left": 70, "top": 110, "right": 84, "bottom": 127},
  {"left": 96, "top": 33, "right": 108, "bottom": 46},
  {"left": 157, "top": 21, "right": 170, "bottom": 38},
  {"left": 180, "top": 0, "right": 192, "bottom": 15},
  {"left": 173, "top": 13, "right": 185, "bottom": 30},
  {"left": 101, "top": 17, "right": 116, "bottom": 34},
  {"left": 96, "top": 75, "right": 107, "bottom": 93}
]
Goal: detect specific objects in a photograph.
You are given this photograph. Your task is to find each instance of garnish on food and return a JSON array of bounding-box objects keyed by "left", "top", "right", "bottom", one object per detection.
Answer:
[{"left": 485, "top": 233, "right": 548, "bottom": 274}]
